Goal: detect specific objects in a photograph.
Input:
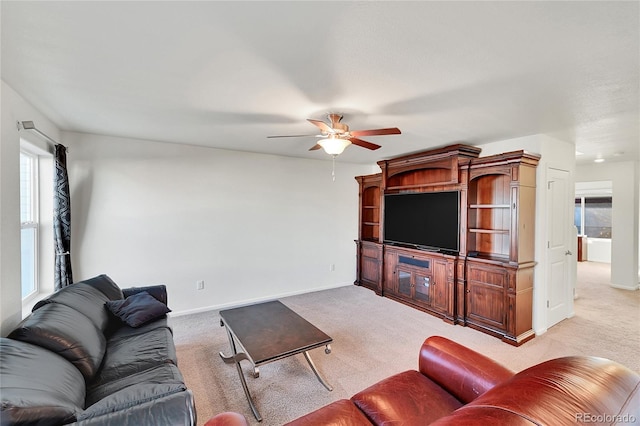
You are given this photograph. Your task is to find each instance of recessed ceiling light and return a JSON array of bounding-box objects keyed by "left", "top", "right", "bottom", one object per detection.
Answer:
[
  {"left": 575, "top": 151, "right": 584, "bottom": 156},
  {"left": 594, "top": 158, "right": 605, "bottom": 163}
]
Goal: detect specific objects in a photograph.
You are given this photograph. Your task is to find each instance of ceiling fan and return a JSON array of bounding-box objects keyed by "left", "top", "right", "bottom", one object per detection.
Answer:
[{"left": 267, "top": 113, "right": 401, "bottom": 156}]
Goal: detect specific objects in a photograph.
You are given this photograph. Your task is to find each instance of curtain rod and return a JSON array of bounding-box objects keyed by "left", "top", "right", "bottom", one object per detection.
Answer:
[{"left": 17, "top": 120, "right": 68, "bottom": 151}]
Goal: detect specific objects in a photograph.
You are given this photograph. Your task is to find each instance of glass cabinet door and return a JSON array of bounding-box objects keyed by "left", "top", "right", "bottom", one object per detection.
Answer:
[
  {"left": 397, "top": 268, "right": 412, "bottom": 297},
  {"left": 414, "top": 273, "right": 431, "bottom": 303}
]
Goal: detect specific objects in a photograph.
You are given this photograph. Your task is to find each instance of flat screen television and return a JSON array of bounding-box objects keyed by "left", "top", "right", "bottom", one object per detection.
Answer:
[{"left": 384, "top": 191, "right": 460, "bottom": 253}]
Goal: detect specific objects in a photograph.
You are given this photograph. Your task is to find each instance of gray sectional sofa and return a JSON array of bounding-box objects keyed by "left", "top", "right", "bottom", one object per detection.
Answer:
[{"left": 0, "top": 274, "right": 196, "bottom": 425}]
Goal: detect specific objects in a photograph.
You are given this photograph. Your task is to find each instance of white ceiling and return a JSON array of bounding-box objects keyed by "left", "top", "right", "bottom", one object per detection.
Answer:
[{"left": 2, "top": 1, "right": 638, "bottom": 165}]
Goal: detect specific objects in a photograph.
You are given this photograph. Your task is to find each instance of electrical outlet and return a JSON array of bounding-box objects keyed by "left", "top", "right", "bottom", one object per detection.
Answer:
[
  {"left": 196, "top": 280, "right": 204, "bottom": 290},
  {"left": 330, "top": 264, "right": 335, "bottom": 272}
]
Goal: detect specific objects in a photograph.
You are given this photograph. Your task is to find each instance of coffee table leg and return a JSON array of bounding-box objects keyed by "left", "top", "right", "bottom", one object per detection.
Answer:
[
  {"left": 219, "top": 321, "right": 263, "bottom": 422},
  {"left": 303, "top": 349, "right": 333, "bottom": 391}
]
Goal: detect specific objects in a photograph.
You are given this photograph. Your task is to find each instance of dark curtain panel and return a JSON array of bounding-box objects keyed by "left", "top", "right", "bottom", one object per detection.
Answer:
[{"left": 54, "top": 144, "right": 73, "bottom": 289}]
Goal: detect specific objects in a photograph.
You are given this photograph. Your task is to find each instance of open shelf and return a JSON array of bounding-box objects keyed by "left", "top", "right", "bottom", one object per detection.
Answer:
[
  {"left": 467, "top": 173, "right": 511, "bottom": 259},
  {"left": 357, "top": 176, "right": 382, "bottom": 243}
]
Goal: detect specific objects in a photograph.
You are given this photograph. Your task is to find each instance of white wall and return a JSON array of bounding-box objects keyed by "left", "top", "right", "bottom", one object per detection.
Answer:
[
  {"left": 576, "top": 161, "right": 640, "bottom": 290},
  {"left": 586, "top": 238, "right": 612, "bottom": 263},
  {"left": 64, "top": 132, "right": 373, "bottom": 314},
  {"left": 478, "top": 133, "right": 577, "bottom": 335},
  {"left": 1, "top": 81, "right": 59, "bottom": 335}
]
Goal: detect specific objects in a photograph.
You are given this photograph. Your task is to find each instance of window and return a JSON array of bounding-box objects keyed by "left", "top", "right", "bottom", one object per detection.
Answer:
[
  {"left": 20, "top": 151, "right": 39, "bottom": 299},
  {"left": 574, "top": 198, "right": 583, "bottom": 234},
  {"left": 574, "top": 196, "right": 612, "bottom": 239}
]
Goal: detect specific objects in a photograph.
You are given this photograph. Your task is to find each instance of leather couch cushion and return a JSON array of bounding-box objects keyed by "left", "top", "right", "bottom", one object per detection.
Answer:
[
  {"left": 91, "top": 327, "right": 177, "bottom": 386},
  {"left": 81, "top": 274, "right": 125, "bottom": 301},
  {"left": 106, "top": 291, "right": 171, "bottom": 327},
  {"left": 284, "top": 399, "right": 372, "bottom": 425},
  {"left": 8, "top": 303, "right": 106, "bottom": 380},
  {"left": 86, "top": 363, "right": 185, "bottom": 406},
  {"left": 123, "top": 284, "right": 168, "bottom": 305},
  {"left": 33, "top": 280, "right": 117, "bottom": 333},
  {"left": 77, "top": 388, "right": 195, "bottom": 426},
  {"left": 351, "top": 370, "right": 463, "bottom": 424},
  {"left": 108, "top": 315, "right": 170, "bottom": 339},
  {"left": 459, "top": 356, "right": 640, "bottom": 425},
  {"left": 0, "top": 338, "right": 85, "bottom": 425},
  {"left": 429, "top": 405, "right": 534, "bottom": 425},
  {"left": 83, "top": 383, "right": 188, "bottom": 419}
]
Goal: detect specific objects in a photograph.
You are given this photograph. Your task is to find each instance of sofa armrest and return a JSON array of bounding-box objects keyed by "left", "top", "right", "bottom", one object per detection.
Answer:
[
  {"left": 122, "top": 285, "right": 168, "bottom": 305},
  {"left": 419, "top": 336, "right": 514, "bottom": 403},
  {"left": 204, "top": 412, "right": 250, "bottom": 426}
]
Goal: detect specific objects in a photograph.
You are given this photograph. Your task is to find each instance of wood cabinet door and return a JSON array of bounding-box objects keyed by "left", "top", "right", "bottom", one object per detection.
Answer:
[
  {"left": 361, "top": 256, "right": 380, "bottom": 287},
  {"left": 431, "top": 260, "right": 450, "bottom": 314},
  {"left": 383, "top": 251, "right": 398, "bottom": 295},
  {"left": 466, "top": 263, "right": 507, "bottom": 331}
]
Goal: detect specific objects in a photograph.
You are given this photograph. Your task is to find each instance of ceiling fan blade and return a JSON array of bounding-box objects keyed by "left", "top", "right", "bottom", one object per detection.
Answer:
[
  {"left": 307, "top": 119, "right": 334, "bottom": 133},
  {"left": 267, "top": 134, "right": 318, "bottom": 138},
  {"left": 309, "top": 144, "right": 322, "bottom": 151},
  {"left": 349, "top": 137, "right": 381, "bottom": 150},
  {"left": 349, "top": 127, "right": 401, "bottom": 137}
]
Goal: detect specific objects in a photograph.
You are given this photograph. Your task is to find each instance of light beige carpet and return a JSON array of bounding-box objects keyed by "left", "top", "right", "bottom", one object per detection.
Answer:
[{"left": 170, "top": 261, "right": 639, "bottom": 425}]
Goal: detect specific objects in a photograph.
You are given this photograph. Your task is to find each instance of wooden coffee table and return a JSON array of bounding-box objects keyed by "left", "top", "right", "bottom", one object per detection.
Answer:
[{"left": 219, "top": 300, "right": 333, "bottom": 421}]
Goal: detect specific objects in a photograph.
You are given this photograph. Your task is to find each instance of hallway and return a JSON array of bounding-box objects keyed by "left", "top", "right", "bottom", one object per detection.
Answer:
[{"left": 551, "top": 261, "right": 640, "bottom": 371}]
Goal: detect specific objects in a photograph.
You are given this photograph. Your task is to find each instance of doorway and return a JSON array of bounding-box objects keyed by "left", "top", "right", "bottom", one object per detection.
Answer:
[{"left": 574, "top": 181, "right": 613, "bottom": 266}]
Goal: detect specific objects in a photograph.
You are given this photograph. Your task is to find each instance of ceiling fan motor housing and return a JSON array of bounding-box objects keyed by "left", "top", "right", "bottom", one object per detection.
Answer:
[{"left": 327, "top": 114, "right": 348, "bottom": 134}]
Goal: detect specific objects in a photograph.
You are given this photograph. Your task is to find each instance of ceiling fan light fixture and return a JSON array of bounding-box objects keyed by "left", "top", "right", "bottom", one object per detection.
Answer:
[{"left": 319, "top": 136, "right": 351, "bottom": 155}]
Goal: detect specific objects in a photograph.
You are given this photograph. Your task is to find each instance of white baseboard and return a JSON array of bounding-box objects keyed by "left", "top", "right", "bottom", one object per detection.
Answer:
[
  {"left": 609, "top": 283, "right": 640, "bottom": 291},
  {"left": 169, "top": 281, "right": 353, "bottom": 317}
]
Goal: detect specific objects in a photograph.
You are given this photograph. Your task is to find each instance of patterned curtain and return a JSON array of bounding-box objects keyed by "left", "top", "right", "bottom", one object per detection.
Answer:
[{"left": 54, "top": 144, "right": 73, "bottom": 289}]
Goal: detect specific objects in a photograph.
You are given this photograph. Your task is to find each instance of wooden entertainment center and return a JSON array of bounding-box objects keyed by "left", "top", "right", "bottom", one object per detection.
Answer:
[{"left": 355, "top": 144, "right": 540, "bottom": 345}]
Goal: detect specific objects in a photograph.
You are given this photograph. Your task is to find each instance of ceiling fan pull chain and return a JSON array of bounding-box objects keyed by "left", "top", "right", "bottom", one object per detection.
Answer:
[{"left": 332, "top": 155, "right": 336, "bottom": 181}]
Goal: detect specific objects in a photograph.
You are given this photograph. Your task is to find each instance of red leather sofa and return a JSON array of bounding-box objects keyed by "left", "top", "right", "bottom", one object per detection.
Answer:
[
  {"left": 205, "top": 412, "right": 251, "bottom": 426},
  {"left": 285, "top": 336, "right": 640, "bottom": 425}
]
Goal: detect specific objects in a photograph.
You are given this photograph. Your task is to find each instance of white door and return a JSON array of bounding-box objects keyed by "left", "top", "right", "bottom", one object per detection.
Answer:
[{"left": 546, "top": 168, "right": 572, "bottom": 328}]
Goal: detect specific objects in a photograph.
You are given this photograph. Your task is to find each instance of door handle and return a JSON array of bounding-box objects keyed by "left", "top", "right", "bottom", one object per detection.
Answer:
[{"left": 565, "top": 250, "right": 573, "bottom": 256}]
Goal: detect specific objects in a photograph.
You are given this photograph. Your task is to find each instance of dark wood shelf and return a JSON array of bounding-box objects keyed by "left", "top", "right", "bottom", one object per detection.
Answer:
[
  {"left": 467, "top": 253, "right": 510, "bottom": 264},
  {"left": 469, "top": 204, "right": 510, "bottom": 209},
  {"left": 469, "top": 228, "right": 509, "bottom": 234}
]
